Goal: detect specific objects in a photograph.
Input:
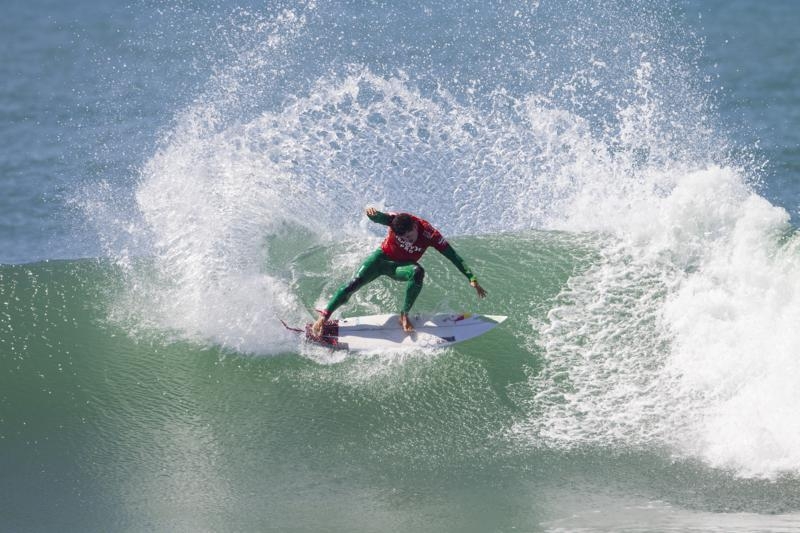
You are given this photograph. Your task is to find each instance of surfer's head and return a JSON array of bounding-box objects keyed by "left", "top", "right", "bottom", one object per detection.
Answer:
[{"left": 391, "top": 213, "right": 415, "bottom": 236}]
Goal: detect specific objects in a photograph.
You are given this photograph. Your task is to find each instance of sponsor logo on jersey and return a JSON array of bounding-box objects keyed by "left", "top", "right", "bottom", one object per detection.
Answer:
[{"left": 396, "top": 235, "right": 423, "bottom": 254}]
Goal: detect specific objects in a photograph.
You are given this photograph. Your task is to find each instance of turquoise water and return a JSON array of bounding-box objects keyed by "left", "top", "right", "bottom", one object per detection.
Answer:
[{"left": 2, "top": 1, "right": 800, "bottom": 531}]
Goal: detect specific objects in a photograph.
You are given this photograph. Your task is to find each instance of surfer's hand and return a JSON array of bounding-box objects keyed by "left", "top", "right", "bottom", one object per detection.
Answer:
[
  {"left": 365, "top": 207, "right": 378, "bottom": 217},
  {"left": 471, "top": 280, "right": 487, "bottom": 299}
]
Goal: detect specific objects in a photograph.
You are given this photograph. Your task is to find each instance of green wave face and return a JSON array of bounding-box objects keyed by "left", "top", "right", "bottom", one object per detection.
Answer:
[{"left": 3, "top": 229, "right": 800, "bottom": 531}]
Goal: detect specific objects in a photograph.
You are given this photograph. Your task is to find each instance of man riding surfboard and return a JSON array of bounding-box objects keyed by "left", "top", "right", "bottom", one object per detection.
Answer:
[{"left": 312, "top": 207, "right": 487, "bottom": 336}]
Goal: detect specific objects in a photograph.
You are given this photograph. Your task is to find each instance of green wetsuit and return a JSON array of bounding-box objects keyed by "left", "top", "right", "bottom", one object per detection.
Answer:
[{"left": 321, "top": 211, "right": 476, "bottom": 317}]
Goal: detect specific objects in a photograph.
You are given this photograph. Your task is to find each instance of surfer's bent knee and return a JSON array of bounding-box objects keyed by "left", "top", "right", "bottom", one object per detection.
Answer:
[
  {"left": 344, "top": 276, "right": 365, "bottom": 295},
  {"left": 413, "top": 264, "right": 425, "bottom": 285}
]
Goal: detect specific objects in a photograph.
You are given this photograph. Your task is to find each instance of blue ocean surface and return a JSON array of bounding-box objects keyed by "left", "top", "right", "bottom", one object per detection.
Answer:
[{"left": 2, "top": 1, "right": 800, "bottom": 531}]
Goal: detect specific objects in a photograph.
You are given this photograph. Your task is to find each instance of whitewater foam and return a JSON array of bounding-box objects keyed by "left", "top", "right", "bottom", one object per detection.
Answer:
[
  {"left": 522, "top": 162, "right": 800, "bottom": 479},
  {"left": 661, "top": 179, "right": 800, "bottom": 478}
]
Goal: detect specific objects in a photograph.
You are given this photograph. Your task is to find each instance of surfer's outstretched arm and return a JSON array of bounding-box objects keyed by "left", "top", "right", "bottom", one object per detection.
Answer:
[
  {"left": 439, "top": 244, "right": 487, "bottom": 298},
  {"left": 365, "top": 207, "right": 393, "bottom": 225}
]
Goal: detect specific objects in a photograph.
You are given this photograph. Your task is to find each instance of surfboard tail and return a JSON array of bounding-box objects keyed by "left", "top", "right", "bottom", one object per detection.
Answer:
[{"left": 280, "top": 318, "right": 347, "bottom": 349}]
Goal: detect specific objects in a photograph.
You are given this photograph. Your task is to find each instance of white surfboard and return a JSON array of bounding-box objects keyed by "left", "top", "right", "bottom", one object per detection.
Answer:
[{"left": 284, "top": 313, "right": 507, "bottom": 352}]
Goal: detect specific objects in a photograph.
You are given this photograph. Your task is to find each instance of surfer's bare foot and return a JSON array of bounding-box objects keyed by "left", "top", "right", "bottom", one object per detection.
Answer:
[
  {"left": 400, "top": 313, "right": 414, "bottom": 332},
  {"left": 311, "top": 315, "right": 327, "bottom": 337}
]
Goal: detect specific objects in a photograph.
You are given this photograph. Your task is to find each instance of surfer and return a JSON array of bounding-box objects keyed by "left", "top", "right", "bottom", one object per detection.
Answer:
[{"left": 312, "top": 207, "right": 487, "bottom": 336}]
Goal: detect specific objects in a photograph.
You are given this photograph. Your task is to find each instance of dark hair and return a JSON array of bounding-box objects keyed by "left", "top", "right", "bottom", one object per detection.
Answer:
[{"left": 390, "top": 213, "right": 414, "bottom": 235}]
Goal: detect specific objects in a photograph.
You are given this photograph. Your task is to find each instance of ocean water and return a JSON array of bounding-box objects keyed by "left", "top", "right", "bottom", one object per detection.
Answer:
[{"left": 2, "top": 0, "right": 800, "bottom": 531}]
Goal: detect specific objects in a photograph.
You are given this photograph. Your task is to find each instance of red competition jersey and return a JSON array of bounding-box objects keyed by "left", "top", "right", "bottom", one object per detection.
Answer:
[{"left": 381, "top": 214, "right": 449, "bottom": 262}]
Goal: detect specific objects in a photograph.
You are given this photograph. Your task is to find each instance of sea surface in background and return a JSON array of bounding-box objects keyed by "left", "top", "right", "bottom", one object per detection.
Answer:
[{"left": 2, "top": 1, "right": 800, "bottom": 531}]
